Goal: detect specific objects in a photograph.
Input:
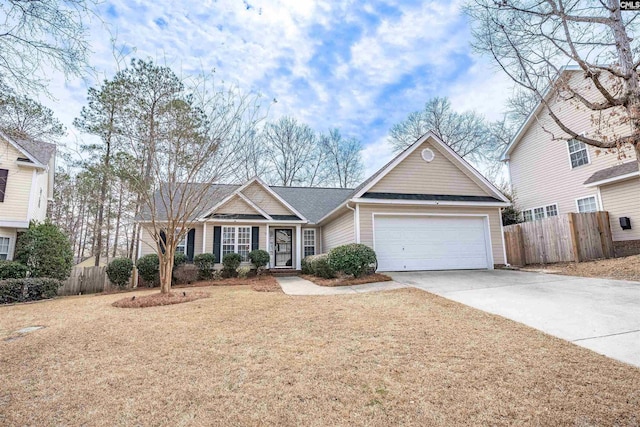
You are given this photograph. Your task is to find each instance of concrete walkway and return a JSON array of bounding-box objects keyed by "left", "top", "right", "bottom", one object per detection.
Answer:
[{"left": 277, "top": 276, "right": 407, "bottom": 296}]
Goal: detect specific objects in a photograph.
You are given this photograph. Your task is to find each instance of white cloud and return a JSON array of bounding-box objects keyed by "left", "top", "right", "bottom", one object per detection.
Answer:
[{"left": 361, "top": 135, "right": 395, "bottom": 178}]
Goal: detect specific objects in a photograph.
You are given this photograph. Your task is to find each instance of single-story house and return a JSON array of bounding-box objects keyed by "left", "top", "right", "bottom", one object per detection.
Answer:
[{"left": 138, "top": 132, "right": 510, "bottom": 271}]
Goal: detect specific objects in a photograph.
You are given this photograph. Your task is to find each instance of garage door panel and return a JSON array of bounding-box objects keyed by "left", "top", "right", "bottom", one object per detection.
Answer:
[{"left": 374, "top": 215, "right": 490, "bottom": 271}]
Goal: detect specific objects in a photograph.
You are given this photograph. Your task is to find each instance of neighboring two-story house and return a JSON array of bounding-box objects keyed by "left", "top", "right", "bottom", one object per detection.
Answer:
[
  {"left": 0, "top": 131, "right": 56, "bottom": 260},
  {"left": 502, "top": 67, "right": 639, "bottom": 257}
]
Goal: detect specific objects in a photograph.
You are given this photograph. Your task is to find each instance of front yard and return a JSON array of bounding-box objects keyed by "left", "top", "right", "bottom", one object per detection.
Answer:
[
  {"left": 525, "top": 253, "right": 640, "bottom": 282},
  {"left": 1, "top": 285, "right": 639, "bottom": 425}
]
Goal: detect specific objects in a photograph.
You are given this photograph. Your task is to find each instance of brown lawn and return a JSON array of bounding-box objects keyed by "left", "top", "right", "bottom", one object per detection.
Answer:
[
  {"left": 524, "top": 254, "right": 640, "bottom": 283},
  {"left": 1, "top": 286, "right": 639, "bottom": 426},
  {"left": 301, "top": 273, "right": 393, "bottom": 287}
]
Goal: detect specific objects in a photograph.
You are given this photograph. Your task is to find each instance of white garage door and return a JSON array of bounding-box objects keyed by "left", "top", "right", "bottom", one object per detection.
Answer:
[{"left": 374, "top": 215, "right": 491, "bottom": 271}]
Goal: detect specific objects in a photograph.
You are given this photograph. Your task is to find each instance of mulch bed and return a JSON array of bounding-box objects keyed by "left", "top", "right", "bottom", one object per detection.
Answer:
[
  {"left": 112, "top": 291, "right": 210, "bottom": 308},
  {"left": 301, "top": 273, "right": 393, "bottom": 287}
]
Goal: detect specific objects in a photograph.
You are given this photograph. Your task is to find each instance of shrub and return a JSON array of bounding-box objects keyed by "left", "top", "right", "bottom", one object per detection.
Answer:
[
  {"left": 303, "top": 254, "right": 335, "bottom": 279},
  {"left": 194, "top": 253, "right": 216, "bottom": 279},
  {"left": 136, "top": 254, "right": 159, "bottom": 287},
  {"left": 172, "top": 264, "right": 199, "bottom": 285},
  {"left": 22, "top": 278, "right": 62, "bottom": 301},
  {"left": 174, "top": 252, "right": 187, "bottom": 267},
  {"left": 248, "top": 250, "right": 270, "bottom": 275},
  {"left": 0, "top": 278, "right": 62, "bottom": 304},
  {"left": 0, "top": 261, "right": 28, "bottom": 279},
  {"left": 328, "top": 244, "right": 377, "bottom": 278},
  {"left": 106, "top": 258, "right": 134, "bottom": 289},
  {"left": 301, "top": 257, "right": 312, "bottom": 275},
  {"left": 14, "top": 220, "right": 73, "bottom": 280},
  {"left": 0, "top": 280, "right": 23, "bottom": 304},
  {"left": 237, "top": 265, "right": 251, "bottom": 279},
  {"left": 222, "top": 253, "right": 242, "bottom": 277}
]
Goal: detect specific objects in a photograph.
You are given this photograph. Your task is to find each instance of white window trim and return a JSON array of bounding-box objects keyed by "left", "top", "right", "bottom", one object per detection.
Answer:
[
  {"left": 575, "top": 196, "right": 599, "bottom": 213},
  {"left": 0, "top": 236, "right": 11, "bottom": 260},
  {"left": 176, "top": 235, "right": 188, "bottom": 255},
  {"left": 221, "top": 226, "right": 252, "bottom": 262},
  {"left": 303, "top": 229, "right": 316, "bottom": 258},
  {"left": 566, "top": 139, "right": 591, "bottom": 169},
  {"left": 522, "top": 203, "right": 559, "bottom": 222}
]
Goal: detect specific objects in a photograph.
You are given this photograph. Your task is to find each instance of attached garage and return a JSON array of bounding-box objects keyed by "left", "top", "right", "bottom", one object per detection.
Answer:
[{"left": 373, "top": 215, "right": 493, "bottom": 271}]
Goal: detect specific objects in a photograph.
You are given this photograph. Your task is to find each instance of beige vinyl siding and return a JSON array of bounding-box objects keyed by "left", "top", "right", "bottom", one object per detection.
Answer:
[
  {"left": 216, "top": 196, "right": 260, "bottom": 215},
  {"left": 0, "top": 142, "right": 33, "bottom": 222},
  {"left": 370, "top": 140, "right": 490, "bottom": 197},
  {"left": 0, "top": 227, "right": 17, "bottom": 260},
  {"left": 139, "top": 224, "right": 205, "bottom": 258},
  {"left": 358, "top": 204, "right": 506, "bottom": 265},
  {"left": 241, "top": 182, "right": 294, "bottom": 215},
  {"left": 509, "top": 71, "right": 636, "bottom": 217},
  {"left": 321, "top": 210, "right": 355, "bottom": 251},
  {"left": 599, "top": 178, "right": 640, "bottom": 242}
]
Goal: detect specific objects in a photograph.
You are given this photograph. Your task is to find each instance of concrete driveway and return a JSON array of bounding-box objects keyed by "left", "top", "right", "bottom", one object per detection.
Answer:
[{"left": 389, "top": 269, "right": 640, "bottom": 368}]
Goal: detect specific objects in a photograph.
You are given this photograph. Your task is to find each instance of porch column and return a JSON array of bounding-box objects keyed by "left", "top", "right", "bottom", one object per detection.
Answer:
[
  {"left": 295, "top": 225, "right": 302, "bottom": 270},
  {"left": 265, "top": 223, "right": 270, "bottom": 268},
  {"left": 202, "top": 222, "right": 207, "bottom": 254}
]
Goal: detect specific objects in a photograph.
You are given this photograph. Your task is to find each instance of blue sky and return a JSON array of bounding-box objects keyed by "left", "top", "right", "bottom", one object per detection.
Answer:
[{"left": 44, "top": 0, "right": 515, "bottom": 177}]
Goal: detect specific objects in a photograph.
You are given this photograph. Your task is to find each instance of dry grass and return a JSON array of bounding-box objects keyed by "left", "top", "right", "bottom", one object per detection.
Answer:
[
  {"left": 1, "top": 286, "right": 639, "bottom": 426},
  {"left": 301, "top": 273, "right": 393, "bottom": 287},
  {"left": 112, "top": 291, "right": 210, "bottom": 308},
  {"left": 525, "top": 254, "right": 640, "bottom": 282},
  {"left": 182, "top": 274, "right": 281, "bottom": 289}
]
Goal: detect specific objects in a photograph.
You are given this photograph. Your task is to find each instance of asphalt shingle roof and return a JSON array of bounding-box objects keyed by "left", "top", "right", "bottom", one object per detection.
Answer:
[
  {"left": 1, "top": 131, "right": 56, "bottom": 165},
  {"left": 140, "top": 183, "right": 353, "bottom": 223},
  {"left": 362, "top": 192, "right": 503, "bottom": 203},
  {"left": 583, "top": 161, "right": 639, "bottom": 185}
]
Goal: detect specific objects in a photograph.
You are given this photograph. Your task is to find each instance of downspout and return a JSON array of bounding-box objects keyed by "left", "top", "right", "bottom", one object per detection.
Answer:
[{"left": 345, "top": 202, "right": 359, "bottom": 244}]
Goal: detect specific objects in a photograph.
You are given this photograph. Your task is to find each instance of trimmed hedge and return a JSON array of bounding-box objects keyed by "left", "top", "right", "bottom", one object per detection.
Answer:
[
  {"left": 136, "top": 254, "right": 159, "bottom": 287},
  {"left": 328, "top": 244, "right": 377, "bottom": 278},
  {"left": 249, "top": 250, "right": 270, "bottom": 274},
  {"left": 302, "top": 254, "right": 335, "bottom": 279},
  {"left": 194, "top": 253, "right": 216, "bottom": 279},
  {"left": 0, "top": 261, "right": 28, "bottom": 279},
  {"left": 222, "top": 253, "right": 242, "bottom": 278},
  {"left": 106, "top": 258, "right": 134, "bottom": 288},
  {"left": 0, "top": 278, "right": 62, "bottom": 304}
]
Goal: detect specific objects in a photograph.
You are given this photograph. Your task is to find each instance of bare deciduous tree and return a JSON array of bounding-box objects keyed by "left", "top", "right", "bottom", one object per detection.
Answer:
[
  {"left": 466, "top": 0, "right": 640, "bottom": 162},
  {"left": 319, "top": 129, "right": 364, "bottom": 188},
  {"left": 0, "top": 0, "right": 93, "bottom": 93},
  {"left": 118, "top": 61, "right": 264, "bottom": 293},
  {"left": 264, "top": 116, "right": 316, "bottom": 186},
  {"left": 389, "top": 97, "right": 498, "bottom": 164}
]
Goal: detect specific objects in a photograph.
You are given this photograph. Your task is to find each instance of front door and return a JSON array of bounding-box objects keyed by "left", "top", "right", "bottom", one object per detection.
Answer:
[{"left": 274, "top": 229, "right": 293, "bottom": 267}]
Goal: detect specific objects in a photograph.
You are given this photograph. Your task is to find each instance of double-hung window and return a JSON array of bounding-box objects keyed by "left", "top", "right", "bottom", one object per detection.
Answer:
[
  {"left": 303, "top": 229, "right": 316, "bottom": 257},
  {"left": 222, "top": 226, "right": 251, "bottom": 262},
  {"left": 0, "top": 237, "right": 10, "bottom": 260},
  {"left": 176, "top": 236, "right": 187, "bottom": 255},
  {"left": 576, "top": 196, "right": 598, "bottom": 213},
  {"left": 522, "top": 204, "right": 559, "bottom": 222},
  {"left": 568, "top": 139, "right": 589, "bottom": 168}
]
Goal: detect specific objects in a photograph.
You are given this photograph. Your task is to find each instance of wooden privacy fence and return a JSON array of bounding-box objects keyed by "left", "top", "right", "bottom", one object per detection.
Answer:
[
  {"left": 59, "top": 266, "right": 109, "bottom": 295},
  {"left": 504, "top": 212, "right": 614, "bottom": 266}
]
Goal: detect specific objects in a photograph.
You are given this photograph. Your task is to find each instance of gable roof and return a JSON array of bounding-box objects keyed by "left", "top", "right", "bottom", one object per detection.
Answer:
[
  {"left": 271, "top": 186, "right": 354, "bottom": 223},
  {"left": 0, "top": 130, "right": 56, "bottom": 167},
  {"left": 352, "top": 131, "right": 509, "bottom": 203},
  {"left": 500, "top": 64, "right": 581, "bottom": 162}
]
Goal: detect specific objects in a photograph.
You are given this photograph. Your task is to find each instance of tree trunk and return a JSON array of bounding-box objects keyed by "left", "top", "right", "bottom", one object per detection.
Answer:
[
  {"left": 159, "top": 250, "right": 174, "bottom": 294},
  {"left": 112, "top": 181, "right": 123, "bottom": 258}
]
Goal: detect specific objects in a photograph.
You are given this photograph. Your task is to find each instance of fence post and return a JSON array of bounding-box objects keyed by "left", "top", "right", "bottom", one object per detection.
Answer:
[
  {"left": 516, "top": 224, "right": 526, "bottom": 266},
  {"left": 568, "top": 213, "right": 580, "bottom": 262},
  {"left": 597, "top": 211, "right": 614, "bottom": 259}
]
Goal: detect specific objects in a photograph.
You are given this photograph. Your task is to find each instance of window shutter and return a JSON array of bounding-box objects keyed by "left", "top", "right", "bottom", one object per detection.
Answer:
[
  {"left": 186, "top": 229, "right": 196, "bottom": 262},
  {"left": 213, "top": 226, "right": 221, "bottom": 263},
  {"left": 0, "top": 169, "right": 8, "bottom": 202},
  {"left": 251, "top": 226, "right": 259, "bottom": 251},
  {"left": 159, "top": 230, "right": 167, "bottom": 254}
]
